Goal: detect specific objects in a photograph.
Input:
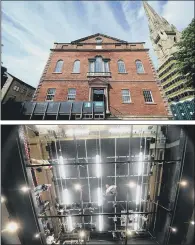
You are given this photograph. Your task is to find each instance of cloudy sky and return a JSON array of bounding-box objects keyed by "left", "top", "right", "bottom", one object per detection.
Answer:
[{"left": 2, "top": 0, "right": 194, "bottom": 87}]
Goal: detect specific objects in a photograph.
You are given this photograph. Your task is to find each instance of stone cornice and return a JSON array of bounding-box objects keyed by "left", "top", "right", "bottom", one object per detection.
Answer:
[
  {"left": 50, "top": 49, "right": 149, "bottom": 52},
  {"left": 41, "top": 79, "right": 156, "bottom": 82}
]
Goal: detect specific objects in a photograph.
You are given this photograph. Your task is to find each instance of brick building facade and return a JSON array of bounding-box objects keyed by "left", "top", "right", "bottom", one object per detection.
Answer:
[{"left": 33, "top": 33, "right": 170, "bottom": 120}]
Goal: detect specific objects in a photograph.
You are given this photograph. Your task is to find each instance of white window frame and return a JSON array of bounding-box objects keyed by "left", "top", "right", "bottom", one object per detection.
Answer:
[
  {"left": 118, "top": 60, "right": 126, "bottom": 73},
  {"left": 67, "top": 88, "right": 76, "bottom": 101},
  {"left": 143, "top": 90, "right": 154, "bottom": 103},
  {"left": 121, "top": 89, "right": 131, "bottom": 103},
  {"left": 45, "top": 88, "right": 56, "bottom": 101},
  {"left": 136, "top": 60, "right": 145, "bottom": 74},
  {"left": 72, "top": 60, "right": 80, "bottom": 73},
  {"left": 54, "top": 60, "right": 63, "bottom": 73},
  {"left": 96, "top": 38, "right": 102, "bottom": 45}
]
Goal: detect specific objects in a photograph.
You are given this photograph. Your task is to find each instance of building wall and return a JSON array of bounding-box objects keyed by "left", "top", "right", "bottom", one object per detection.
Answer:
[
  {"left": 34, "top": 37, "right": 170, "bottom": 119},
  {"left": 2, "top": 74, "right": 35, "bottom": 103}
]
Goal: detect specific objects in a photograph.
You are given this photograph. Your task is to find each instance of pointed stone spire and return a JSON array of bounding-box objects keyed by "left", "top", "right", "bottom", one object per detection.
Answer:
[
  {"left": 143, "top": 1, "right": 163, "bottom": 33},
  {"left": 143, "top": 1, "right": 181, "bottom": 66}
]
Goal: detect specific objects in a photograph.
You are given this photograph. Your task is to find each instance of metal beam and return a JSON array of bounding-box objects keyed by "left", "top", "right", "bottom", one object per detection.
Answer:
[
  {"left": 38, "top": 211, "right": 155, "bottom": 218},
  {"left": 25, "top": 159, "right": 180, "bottom": 167}
]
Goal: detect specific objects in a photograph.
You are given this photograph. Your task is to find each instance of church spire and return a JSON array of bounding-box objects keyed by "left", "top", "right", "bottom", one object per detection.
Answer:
[
  {"left": 143, "top": 1, "right": 181, "bottom": 66},
  {"left": 143, "top": 1, "right": 164, "bottom": 33}
]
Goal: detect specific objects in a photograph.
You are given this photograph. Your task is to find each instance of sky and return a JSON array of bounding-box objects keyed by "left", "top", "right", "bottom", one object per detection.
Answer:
[{"left": 2, "top": 0, "right": 194, "bottom": 88}]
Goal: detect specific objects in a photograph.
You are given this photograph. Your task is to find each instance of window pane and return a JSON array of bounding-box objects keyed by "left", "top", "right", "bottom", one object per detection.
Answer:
[
  {"left": 89, "top": 61, "right": 95, "bottom": 72},
  {"left": 136, "top": 60, "right": 144, "bottom": 73},
  {"left": 54, "top": 60, "right": 63, "bottom": 72},
  {"left": 122, "top": 89, "right": 131, "bottom": 103},
  {"left": 118, "top": 60, "right": 126, "bottom": 73},
  {"left": 96, "top": 38, "right": 102, "bottom": 44},
  {"left": 143, "top": 90, "right": 153, "bottom": 102},
  {"left": 68, "top": 88, "right": 76, "bottom": 101},
  {"left": 73, "top": 60, "right": 80, "bottom": 73},
  {"left": 104, "top": 62, "right": 109, "bottom": 72},
  {"left": 95, "top": 57, "right": 103, "bottom": 72}
]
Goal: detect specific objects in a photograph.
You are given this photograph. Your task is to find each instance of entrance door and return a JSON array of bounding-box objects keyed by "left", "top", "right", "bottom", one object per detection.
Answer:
[{"left": 93, "top": 89, "right": 105, "bottom": 102}]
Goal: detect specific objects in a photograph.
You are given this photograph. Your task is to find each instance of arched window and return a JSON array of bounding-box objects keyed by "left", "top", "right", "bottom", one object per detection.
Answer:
[
  {"left": 96, "top": 37, "right": 102, "bottom": 44},
  {"left": 73, "top": 60, "right": 80, "bottom": 73},
  {"left": 89, "top": 56, "right": 110, "bottom": 73},
  {"left": 118, "top": 60, "right": 126, "bottom": 73},
  {"left": 136, "top": 60, "right": 144, "bottom": 74},
  {"left": 54, "top": 60, "right": 63, "bottom": 73}
]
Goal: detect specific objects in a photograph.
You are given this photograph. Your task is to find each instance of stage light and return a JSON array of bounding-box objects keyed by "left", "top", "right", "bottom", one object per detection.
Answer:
[
  {"left": 74, "top": 184, "right": 81, "bottom": 191},
  {"left": 6, "top": 222, "right": 19, "bottom": 233},
  {"left": 180, "top": 180, "right": 188, "bottom": 187},
  {"left": 99, "top": 215, "right": 103, "bottom": 231},
  {"left": 1, "top": 196, "right": 6, "bottom": 203},
  {"left": 34, "top": 233, "right": 40, "bottom": 238},
  {"left": 96, "top": 155, "right": 101, "bottom": 178},
  {"left": 97, "top": 187, "right": 103, "bottom": 206},
  {"left": 79, "top": 231, "right": 85, "bottom": 238},
  {"left": 138, "top": 152, "right": 143, "bottom": 176},
  {"left": 190, "top": 221, "right": 195, "bottom": 225},
  {"left": 67, "top": 216, "right": 73, "bottom": 231},
  {"left": 135, "top": 185, "right": 141, "bottom": 205},
  {"left": 129, "top": 182, "right": 136, "bottom": 188},
  {"left": 171, "top": 227, "right": 177, "bottom": 232},
  {"left": 63, "top": 189, "right": 71, "bottom": 205},
  {"left": 21, "top": 186, "right": 30, "bottom": 193},
  {"left": 127, "top": 230, "right": 133, "bottom": 236}
]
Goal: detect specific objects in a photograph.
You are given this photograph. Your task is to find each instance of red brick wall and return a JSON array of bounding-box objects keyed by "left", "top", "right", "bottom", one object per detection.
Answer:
[{"left": 34, "top": 42, "right": 169, "bottom": 118}]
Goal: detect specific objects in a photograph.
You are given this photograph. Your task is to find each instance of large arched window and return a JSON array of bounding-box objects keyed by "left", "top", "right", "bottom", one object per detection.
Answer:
[
  {"left": 118, "top": 60, "right": 126, "bottom": 73},
  {"left": 136, "top": 60, "right": 144, "bottom": 74},
  {"left": 89, "top": 56, "right": 110, "bottom": 73},
  {"left": 54, "top": 60, "right": 63, "bottom": 73},
  {"left": 73, "top": 60, "right": 80, "bottom": 73}
]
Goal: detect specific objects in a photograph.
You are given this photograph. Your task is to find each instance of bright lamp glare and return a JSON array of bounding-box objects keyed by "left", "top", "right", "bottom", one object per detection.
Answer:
[
  {"left": 136, "top": 185, "right": 141, "bottom": 205},
  {"left": 129, "top": 182, "right": 136, "bottom": 188},
  {"left": 138, "top": 152, "right": 143, "bottom": 176},
  {"left": 74, "top": 184, "right": 81, "bottom": 190},
  {"left": 190, "top": 221, "right": 195, "bottom": 225},
  {"left": 63, "top": 189, "right": 71, "bottom": 205},
  {"left": 79, "top": 231, "right": 85, "bottom": 238},
  {"left": 171, "top": 227, "right": 177, "bottom": 232},
  {"left": 21, "top": 186, "right": 30, "bottom": 193},
  {"left": 127, "top": 230, "right": 132, "bottom": 236},
  {"left": 66, "top": 129, "right": 89, "bottom": 136},
  {"left": 99, "top": 215, "right": 103, "bottom": 231},
  {"left": 97, "top": 187, "right": 103, "bottom": 206},
  {"left": 180, "top": 180, "right": 188, "bottom": 187},
  {"left": 67, "top": 216, "right": 73, "bottom": 231},
  {"left": 1, "top": 196, "right": 6, "bottom": 203},
  {"left": 6, "top": 222, "right": 19, "bottom": 232},
  {"left": 34, "top": 233, "right": 40, "bottom": 238},
  {"left": 96, "top": 155, "right": 101, "bottom": 178}
]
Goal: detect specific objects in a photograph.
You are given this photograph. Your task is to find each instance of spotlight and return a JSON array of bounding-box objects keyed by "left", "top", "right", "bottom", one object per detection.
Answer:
[
  {"left": 79, "top": 231, "right": 85, "bottom": 238},
  {"left": 34, "top": 233, "right": 40, "bottom": 238},
  {"left": 127, "top": 230, "right": 133, "bottom": 236},
  {"left": 190, "top": 221, "right": 195, "bottom": 225},
  {"left": 21, "top": 186, "right": 30, "bottom": 193},
  {"left": 6, "top": 222, "right": 19, "bottom": 233},
  {"left": 128, "top": 182, "right": 136, "bottom": 188},
  {"left": 180, "top": 180, "right": 188, "bottom": 187},
  {"left": 171, "top": 227, "right": 177, "bottom": 232},
  {"left": 74, "top": 184, "right": 81, "bottom": 190},
  {"left": 1, "top": 196, "right": 6, "bottom": 203}
]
